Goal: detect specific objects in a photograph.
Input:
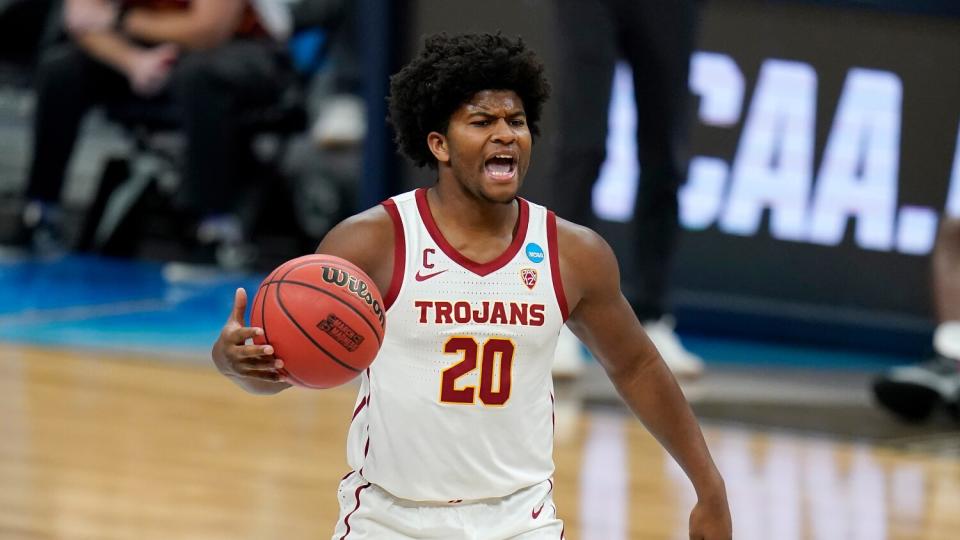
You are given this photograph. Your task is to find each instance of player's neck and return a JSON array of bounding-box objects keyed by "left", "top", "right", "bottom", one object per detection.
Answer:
[{"left": 427, "top": 183, "right": 519, "bottom": 239}]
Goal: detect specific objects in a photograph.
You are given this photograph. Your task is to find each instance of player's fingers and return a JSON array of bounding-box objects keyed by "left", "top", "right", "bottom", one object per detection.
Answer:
[
  {"left": 225, "top": 325, "right": 263, "bottom": 345},
  {"left": 236, "top": 357, "right": 282, "bottom": 372},
  {"left": 235, "top": 360, "right": 285, "bottom": 379},
  {"left": 230, "top": 288, "right": 248, "bottom": 325},
  {"left": 232, "top": 369, "right": 285, "bottom": 384},
  {"left": 235, "top": 343, "right": 274, "bottom": 359}
]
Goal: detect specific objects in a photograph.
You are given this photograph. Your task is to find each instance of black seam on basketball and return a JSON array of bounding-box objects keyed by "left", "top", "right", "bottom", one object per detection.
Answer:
[
  {"left": 282, "top": 367, "right": 326, "bottom": 388},
  {"left": 278, "top": 258, "right": 368, "bottom": 281},
  {"left": 259, "top": 282, "right": 270, "bottom": 348},
  {"left": 275, "top": 258, "right": 372, "bottom": 292},
  {"left": 273, "top": 280, "right": 363, "bottom": 373},
  {"left": 262, "top": 278, "right": 383, "bottom": 345}
]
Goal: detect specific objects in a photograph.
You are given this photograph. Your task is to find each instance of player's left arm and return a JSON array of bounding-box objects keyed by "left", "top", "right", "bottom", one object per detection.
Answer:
[{"left": 559, "top": 220, "right": 732, "bottom": 539}]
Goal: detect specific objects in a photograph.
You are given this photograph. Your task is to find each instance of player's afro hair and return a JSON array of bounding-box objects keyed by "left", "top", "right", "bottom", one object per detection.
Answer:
[{"left": 388, "top": 32, "right": 551, "bottom": 168}]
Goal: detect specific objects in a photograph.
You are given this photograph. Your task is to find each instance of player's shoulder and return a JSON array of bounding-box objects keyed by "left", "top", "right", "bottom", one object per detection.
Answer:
[
  {"left": 322, "top": 204, "right": 395, "bottom": 252},
  {"left": 554, "top": 216, "right": 614, "bottom": 261},
  {"left": 331, "top": 190, "right": 413, "bottom": 238},
  {"left": 552, "top": 216, "right": 620, "bottom": 299},
  {"left": 315, "top": 204, "right": 396, "bottom": 290},
  {"left": 336, "top": 204, "right": 395, "bottom": 235}
]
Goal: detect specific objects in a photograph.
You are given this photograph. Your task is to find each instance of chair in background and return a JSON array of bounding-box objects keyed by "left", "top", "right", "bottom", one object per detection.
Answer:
[{"left": 80, "top": 27, "right": 340, "bottom": 269}]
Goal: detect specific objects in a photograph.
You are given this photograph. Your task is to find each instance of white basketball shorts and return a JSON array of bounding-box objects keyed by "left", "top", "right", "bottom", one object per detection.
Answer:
[{"left": 331, "top": 472, "right": 565, "bottom": 539}]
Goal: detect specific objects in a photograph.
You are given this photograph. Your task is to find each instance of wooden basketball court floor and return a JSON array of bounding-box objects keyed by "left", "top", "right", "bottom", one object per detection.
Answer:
[
  {"left": 2, "top": 254, "right": 960, "bottom": 539},
  {"left": 1, "top": 344, "right": 958, "bottom": 540}
]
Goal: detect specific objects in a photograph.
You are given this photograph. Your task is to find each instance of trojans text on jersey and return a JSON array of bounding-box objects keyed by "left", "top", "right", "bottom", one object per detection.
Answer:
[{"left": 414, "top": 300, "right": 546, "bottom": 326}]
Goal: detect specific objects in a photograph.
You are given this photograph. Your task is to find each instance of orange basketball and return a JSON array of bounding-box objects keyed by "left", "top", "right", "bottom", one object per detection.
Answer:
[{"left": 250, "top": 254, "right": 385, "bottom": 388}]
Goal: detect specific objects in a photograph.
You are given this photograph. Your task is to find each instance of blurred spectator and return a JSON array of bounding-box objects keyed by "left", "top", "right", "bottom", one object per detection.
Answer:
[
  {"left": 873, "top": 217, "right": 960, "bottom": 423},
  {"left": 0, "top": 0, "right": 59, "bottom": 74},
  {"left": 11, "top": 0, "right": 295, "bottom": 253},
  {"left": 550, "top": 0, "right": 703, "bottom": 378},
  {"left": 291, "top": 0, "right": 365, "bottom": 148}
]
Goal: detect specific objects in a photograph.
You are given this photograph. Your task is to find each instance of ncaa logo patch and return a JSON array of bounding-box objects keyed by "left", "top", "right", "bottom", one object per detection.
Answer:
[
  {"left": 525, "top": 243, "right": 545, "bottom": 263},
  {"left": 520, "top": 268, "right": 538, "bottom": 290}
]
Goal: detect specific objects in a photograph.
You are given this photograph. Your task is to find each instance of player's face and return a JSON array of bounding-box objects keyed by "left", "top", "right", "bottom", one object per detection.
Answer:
[{"left": 434, "top": 90, "right": 532, "bottom": 204}]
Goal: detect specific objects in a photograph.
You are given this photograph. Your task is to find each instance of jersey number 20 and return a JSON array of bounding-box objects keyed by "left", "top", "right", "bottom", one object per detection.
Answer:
[{"left": 440, "top": 337, "right": 514, "bottom": 406}]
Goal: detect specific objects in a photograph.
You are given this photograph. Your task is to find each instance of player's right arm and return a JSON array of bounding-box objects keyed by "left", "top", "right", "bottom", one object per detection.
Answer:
[
  {"left": 212, "top": 287, "right": 292, "bottom": 395},
  {"left": 312, "top": 205, "right": 396, "bottom": 296},
  {"left": 211, "top": 205, "right": 395, "bottom": 395},
  {"left": 558, "top": 219, "right": 732, "bottom": 539}
]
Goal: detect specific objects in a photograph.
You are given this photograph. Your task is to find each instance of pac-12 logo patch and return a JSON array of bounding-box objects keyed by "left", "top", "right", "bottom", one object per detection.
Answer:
[
  {"left": 520, "top": 268, "right": 538, "bottom": 289},
  {"left": 525, "top": 243, "right": 544, "bottom": 263}
]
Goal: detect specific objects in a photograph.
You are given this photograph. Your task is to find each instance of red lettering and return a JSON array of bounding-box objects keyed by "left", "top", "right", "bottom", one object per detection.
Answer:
[
  {"left": 509, "top": 302, "right": 528, "bottom": 325},
  {"left": 422, "top": 248, "right": 436, "bottom": 269},
  {"left": 413, "top": 300, "right": 547, "bottom": 326},
  {"left": 415, "top": 301, "right": 433, "bottom": 323},
  {"left": 529, "top": 304, "right": 545, "bottom": 326},
  {"left": 472, "top": 301, "right": 490, "bottom": 323},
  {"left": 435, "top": 301, "right": 453, "bottom": 324},
  {"left": 454, "top": 301, "right": 471, "bottom": 323},
  {"left": 489, "top": 302, "right": 508, "bottom": 325}
]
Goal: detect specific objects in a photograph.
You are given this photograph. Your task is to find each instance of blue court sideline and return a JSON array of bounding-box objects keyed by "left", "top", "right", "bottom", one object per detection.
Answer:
[
  {"left": 0, "top": 252, "right": 908, "bottom": 369},
  {"left": 0, "top": 253, "right": 263, "bottom": 357}
]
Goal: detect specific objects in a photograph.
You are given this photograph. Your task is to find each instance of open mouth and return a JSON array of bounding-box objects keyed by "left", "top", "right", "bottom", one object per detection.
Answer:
[{"left": 484, "top": 154, "right": 518, "bottom": 180}]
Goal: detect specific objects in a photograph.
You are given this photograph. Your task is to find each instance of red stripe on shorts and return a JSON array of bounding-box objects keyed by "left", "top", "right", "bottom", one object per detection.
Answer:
[{"left": 340, "top": 481, "right": 372, "bottom": 540}]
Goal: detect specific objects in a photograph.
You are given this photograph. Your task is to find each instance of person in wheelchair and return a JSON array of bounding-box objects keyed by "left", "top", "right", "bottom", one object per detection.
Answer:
[{"left": 13, "top": 0, "right": 295, "bottom": 255}]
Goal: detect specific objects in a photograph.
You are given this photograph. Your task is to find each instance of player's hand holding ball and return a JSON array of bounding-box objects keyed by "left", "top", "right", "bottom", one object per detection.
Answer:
[
  {"left": 212, "top": 287, "right": 288, "bottom": 393},
  {"left": 211, "top": 255, "right": 385, "bottom": 393}
]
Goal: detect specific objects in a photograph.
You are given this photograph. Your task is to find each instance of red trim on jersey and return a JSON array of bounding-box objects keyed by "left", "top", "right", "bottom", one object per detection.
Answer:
[
  {"left": 547, "top": 211, "right": 569, "bottom": 321},
  {"left": 350, "top": 371, "right": 371, "bottom": 427},
  {"left": 339, "top": 481, "right": 372, "bottom": 539},
  {"left": 351, "top": 396, "right": 367, "bottom": 421},
  {"left": 414, "top": 187, "right": 530, "bottom": 277},
  {"left": 359, "top": 436, "right": 370, "bottom": 476},
  {"left": 381, "top": 199, "right": 405, "bottom": 310},
  {"left": 550, "top": 392, "right": 555, "bottom": 434}
]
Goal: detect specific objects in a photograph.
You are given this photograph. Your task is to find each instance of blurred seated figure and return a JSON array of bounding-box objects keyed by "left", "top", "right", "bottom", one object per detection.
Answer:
[
  {"left": 12, "top": 0, "right": 295, "bottom": 254},
  {"left": 0, "top": 0, "right": 58, "bottom": 78},
  {"left": 873, "top": 217, "right": 960, "bottom": 422},
  {"left": 290, "top": 0, "right": 365, "bottom": 149}
]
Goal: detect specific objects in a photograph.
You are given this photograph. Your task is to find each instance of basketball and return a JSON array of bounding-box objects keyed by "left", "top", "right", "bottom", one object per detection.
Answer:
[{"left": 250, "top": 254, "right": 386, "bottom": 388}]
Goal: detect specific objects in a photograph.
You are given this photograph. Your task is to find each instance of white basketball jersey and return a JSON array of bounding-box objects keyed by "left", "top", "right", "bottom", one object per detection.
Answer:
[{"left": 345, "top": 188, "right": 569, "bottom": 502}]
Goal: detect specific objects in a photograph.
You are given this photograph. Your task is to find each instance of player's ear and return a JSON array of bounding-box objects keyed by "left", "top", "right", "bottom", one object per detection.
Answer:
[{"left": 427, "top": 131, "right": 450, "bottom": 164}]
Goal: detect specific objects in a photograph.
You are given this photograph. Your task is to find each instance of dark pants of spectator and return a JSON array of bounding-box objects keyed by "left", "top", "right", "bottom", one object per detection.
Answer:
[
  {"left": 552, "top": 0, "right": 696, "bottom": 321},
  {"left": 0, "top": 0, "right": 56, "bottom": 67},
  {"left": 25, "top": 39, "right": 294, "bottom": 216}
]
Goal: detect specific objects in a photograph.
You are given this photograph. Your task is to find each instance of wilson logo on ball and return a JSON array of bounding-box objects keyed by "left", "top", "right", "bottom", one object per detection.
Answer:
[{"left": 321, "top": 267, "right": 385, "bottom": 327}]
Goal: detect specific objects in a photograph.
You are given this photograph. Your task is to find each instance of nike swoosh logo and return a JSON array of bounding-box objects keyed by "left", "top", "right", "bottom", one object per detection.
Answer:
[
  {"left": 415, "top": 269, "right": 448, "bottom": 281},
  {"left": 531, "top": 503, "right": 545, "bottom": 519}
]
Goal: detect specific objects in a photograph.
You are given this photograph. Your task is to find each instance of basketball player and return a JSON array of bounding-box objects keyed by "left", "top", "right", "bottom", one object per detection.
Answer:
[{"left": 212, "top": 33, "right": 732, "bottom": 539}]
